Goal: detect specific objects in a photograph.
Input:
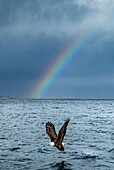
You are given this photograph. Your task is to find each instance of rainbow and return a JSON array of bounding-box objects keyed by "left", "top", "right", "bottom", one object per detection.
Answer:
[
  {"left": 29, "top": 13, "right": 109, "bottom": 98},
  {"left": 30, "top": 33, "right": 94, "bottom": 98}
]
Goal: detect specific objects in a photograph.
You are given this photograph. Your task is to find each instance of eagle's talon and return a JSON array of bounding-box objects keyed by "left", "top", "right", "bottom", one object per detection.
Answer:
[{"left": 62, "top": 151, "right": 66, "bottom": 154}]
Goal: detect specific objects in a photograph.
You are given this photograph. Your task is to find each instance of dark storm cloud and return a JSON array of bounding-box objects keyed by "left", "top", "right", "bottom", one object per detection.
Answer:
[{"left": 0, "top": 0, "right": 82, "bottom": 80}]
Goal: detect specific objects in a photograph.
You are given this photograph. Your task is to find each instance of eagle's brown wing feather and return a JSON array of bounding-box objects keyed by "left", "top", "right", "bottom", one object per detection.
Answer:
[
  {"left": 46, "top": 122, "right": 57, "bottom": 142},
  {"left": 55, "top": 118, "right": 70, "bottom": 145}
]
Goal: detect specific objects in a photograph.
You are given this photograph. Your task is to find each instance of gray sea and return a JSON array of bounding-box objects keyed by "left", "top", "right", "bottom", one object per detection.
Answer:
[{"left": 0, "top": 99, "right": 114, "bottom": 170}]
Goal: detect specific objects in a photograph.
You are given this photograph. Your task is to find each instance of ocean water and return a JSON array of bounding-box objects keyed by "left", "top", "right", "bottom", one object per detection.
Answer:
[{"left": 0, "top": 99, "right": 114, "bottom": 170}]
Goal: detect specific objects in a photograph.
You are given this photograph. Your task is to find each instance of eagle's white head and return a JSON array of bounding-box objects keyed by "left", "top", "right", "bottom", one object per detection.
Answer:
[{"left": 48, "top": 142, "right": 55, "bottom": 146}]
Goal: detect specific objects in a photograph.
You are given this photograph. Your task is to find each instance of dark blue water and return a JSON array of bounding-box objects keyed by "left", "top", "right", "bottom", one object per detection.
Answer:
[{"left": 0, "top": 99, "right": 114, "bottom": 170}]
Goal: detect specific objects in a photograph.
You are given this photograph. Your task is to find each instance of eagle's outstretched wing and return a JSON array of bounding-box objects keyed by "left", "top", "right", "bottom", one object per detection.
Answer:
[
  {"left": 46, "top": 122, "right": 57, "bottom": 142},
  {"left": 55, "top": 118, "right": 70, "bottom": 144}
]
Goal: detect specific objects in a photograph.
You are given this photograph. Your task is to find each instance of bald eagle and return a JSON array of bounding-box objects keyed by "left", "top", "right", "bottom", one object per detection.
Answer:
[{"left": 46, "top": 118, "right": 70, "bottom": 154}]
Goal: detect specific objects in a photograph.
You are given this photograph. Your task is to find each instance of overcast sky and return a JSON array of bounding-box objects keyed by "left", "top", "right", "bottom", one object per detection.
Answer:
[{"left": 0, "top": 0, "right": 114, "bottom": 98}]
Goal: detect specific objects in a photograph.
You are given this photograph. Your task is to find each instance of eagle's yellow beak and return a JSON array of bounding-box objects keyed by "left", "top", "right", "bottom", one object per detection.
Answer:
[
  {"left": 63, "top": 143, "right": 67, "bottom": 145},
  {"left": 48, "top": 143, "right": 51, "bottom": 145},
  {"left": 62, "top": 151, "right": 66, "bottom": 154}
]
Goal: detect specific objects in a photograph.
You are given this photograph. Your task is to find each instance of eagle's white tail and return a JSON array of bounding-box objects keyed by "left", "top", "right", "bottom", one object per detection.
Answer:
[{"left": 62, "top": 143, "right": 67, "bottom": 145}]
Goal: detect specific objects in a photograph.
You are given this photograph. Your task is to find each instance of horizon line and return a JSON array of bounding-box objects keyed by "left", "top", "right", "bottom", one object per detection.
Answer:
[{"left": 1, "top": 97, "right": 114, "bottom": 100}]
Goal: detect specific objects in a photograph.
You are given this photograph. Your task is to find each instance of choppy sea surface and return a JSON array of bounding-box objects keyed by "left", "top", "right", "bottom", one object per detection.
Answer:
[{"left": 0, "top": 99, "right": 114, "bottom": 170}]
